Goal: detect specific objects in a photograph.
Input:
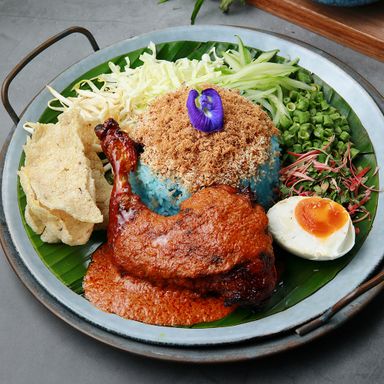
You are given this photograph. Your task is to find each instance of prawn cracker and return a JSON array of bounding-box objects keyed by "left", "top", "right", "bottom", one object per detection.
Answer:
[
  {"left": 19, "top": 169, "right": 94, "bottom": 245},
  {"left": 21, "top": 120, "right": 102, "bottom": 223}
]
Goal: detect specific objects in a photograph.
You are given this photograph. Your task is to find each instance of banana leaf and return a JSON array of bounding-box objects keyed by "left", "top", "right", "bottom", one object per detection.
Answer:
[{"left": 18, "top": 40, "right": 379, "bottom": 326}]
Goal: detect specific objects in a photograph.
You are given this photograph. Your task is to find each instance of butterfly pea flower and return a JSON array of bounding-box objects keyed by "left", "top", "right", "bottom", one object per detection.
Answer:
[{"left": 186, "top": 88, "right": 224, "bottom": 133}]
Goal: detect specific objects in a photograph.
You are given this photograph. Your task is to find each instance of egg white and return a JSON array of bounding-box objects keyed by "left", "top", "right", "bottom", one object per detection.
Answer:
[{"left": 267, "top": 196, "right": 355, "bottom": 261}]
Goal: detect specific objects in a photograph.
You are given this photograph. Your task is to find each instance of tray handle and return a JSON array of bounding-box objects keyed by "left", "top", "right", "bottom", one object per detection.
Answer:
[
  {"left": 1, "top": 26, "right": 100, "bottom": 125},
  {"left": 295, "top": 268, "right": 384, "bottom": 336}
]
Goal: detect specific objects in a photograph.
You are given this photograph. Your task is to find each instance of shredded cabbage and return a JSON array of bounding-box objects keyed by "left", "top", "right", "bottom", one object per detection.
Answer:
[{"left": 42, "top": 42, "right": 223, "bottom": 130}]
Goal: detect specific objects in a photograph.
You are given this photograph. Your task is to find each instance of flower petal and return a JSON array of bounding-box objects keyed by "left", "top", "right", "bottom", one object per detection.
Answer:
[{"left": 186, "top": 88, "right": 224, "bottom": 133}]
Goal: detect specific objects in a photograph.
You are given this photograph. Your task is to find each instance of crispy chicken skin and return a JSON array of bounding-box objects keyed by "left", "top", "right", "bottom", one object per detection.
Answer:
[{"left": 94, "top": 119, "right": 277, "bottom": 306}]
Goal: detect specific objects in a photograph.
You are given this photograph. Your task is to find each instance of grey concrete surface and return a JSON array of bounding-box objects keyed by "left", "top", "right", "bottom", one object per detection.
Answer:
[{"left": 0, "top": 0, "right": 383, "bottom": 383}]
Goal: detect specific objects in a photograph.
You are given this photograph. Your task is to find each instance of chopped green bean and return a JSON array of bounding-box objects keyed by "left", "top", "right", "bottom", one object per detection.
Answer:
[
  {"left": 337, "top": 141, "right": 346, "bottom": 152},
  {"left": 320, "top": 100, "right": 329, "bottom": 111},
  {"left": 289, "top": 90, "right": 299, "bottom": 102},
  {"left": 330, "top": 112, "right": 341, "bottom": 120},
  {"left": 279, "top": 114, "right": 292, "bottom": 130},
  {"left": 294, "top": 110, "right": 311, "bottom": 124},
  {"left": 300, "top": 123, "right": 313, "bottom": 132},
  {"left": 297, "top": 97, "right": 310, "bottom": 111},
  {"left": 323, "top": 115, "right": 333, "bottom": 127},
  {"left": 314, "top": 92, "right": 324, "bottom": 102},
  {"left": 286, "top": 102, "right": 296, "bottom": 112},
  {"left": 314, "top": 126, "right": 324, "bottom": 138},
  {"left": 288, "top": 123, "right": 300, "bottom": 135},
  {"left": 298, "top": 129, "right": 311, "bottom": 141},
  {"left": 340, "top": 131, "right": 350, "bottom": 142},
  {"left": 282, "top": 131, "right": 295, "bottom": 146},
  {"left": 341, "top": 125, "right": 350, "bottom": 132},
  {"left": 334, "top": 126, "right": 342, "bottom": 136}
]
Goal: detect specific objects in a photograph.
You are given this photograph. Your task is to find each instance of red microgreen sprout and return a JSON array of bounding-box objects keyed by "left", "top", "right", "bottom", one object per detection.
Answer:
[{"left": 279, "top": 138, "right": 378, "bottom": 224}]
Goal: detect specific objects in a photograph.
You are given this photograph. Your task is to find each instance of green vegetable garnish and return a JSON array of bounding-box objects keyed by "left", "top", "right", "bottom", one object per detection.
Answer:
[
  {"left": 276, "top": 67, "right": 379, "bottom": 224},
  {"left": 159, "top": 0, "right": 245, "bottom": 24},
  {"left": 280, "top": 139, "right": 378, "bottom": 224}
]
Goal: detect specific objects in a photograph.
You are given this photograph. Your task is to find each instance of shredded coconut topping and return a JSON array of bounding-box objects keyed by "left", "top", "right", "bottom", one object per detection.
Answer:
[{"left": 134, "top": 85, "right": 279, "bottom": 192}]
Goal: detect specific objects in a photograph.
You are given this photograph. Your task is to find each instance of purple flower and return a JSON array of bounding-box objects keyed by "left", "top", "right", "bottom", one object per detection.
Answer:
[{"left": 186, "top": 88, "right": 224, "bottom": 133}]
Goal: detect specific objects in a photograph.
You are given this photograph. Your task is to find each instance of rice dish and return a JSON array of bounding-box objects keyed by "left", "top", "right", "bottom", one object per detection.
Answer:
[
  {"left": 126, "top": 85, "right": 280, "bottom": 215},
  {"left": 130, "top": 137, "right": 280, "bottom": 216}
]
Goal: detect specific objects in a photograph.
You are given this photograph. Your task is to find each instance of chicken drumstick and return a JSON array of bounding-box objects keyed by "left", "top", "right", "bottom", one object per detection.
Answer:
[{"left": 95, "top": 119, "right": 277, "bottom": 306}]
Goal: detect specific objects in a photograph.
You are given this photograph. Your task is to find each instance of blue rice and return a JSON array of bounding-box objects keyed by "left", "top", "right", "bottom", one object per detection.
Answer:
[{"left": 129, "top": 136, "right": 280, "bottom": 216}]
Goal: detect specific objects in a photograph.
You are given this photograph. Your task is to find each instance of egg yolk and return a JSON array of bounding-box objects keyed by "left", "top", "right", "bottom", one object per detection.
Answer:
[{"left": 295, "top": 197, "right": 349, "bottom": 238}]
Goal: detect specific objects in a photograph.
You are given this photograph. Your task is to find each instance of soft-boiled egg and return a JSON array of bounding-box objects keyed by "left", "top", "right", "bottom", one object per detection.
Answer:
[{"left": 267, "top": 196, "right": 355, "bottom": 260}]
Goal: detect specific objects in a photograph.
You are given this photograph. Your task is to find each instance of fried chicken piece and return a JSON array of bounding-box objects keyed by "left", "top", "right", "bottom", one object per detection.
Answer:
[{"left": 94, "top": 119, "right": 277, "bottom": 306}]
